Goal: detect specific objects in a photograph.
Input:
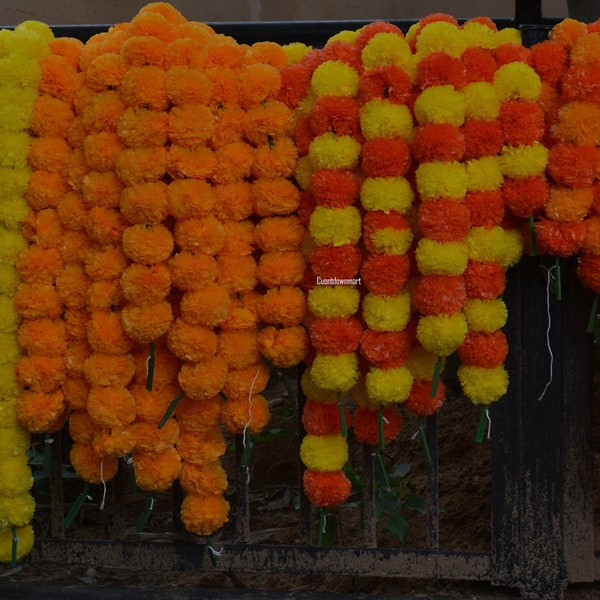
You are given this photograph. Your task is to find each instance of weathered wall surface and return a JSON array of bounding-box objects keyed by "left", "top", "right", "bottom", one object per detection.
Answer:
[{"left": 0, "top": 0, "right": 570, "bottom": 27}]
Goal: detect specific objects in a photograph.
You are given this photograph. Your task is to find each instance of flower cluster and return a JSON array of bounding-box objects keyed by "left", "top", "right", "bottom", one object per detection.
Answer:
[{"left": 0, "top": 19, "right": 55, "bottom": 564}]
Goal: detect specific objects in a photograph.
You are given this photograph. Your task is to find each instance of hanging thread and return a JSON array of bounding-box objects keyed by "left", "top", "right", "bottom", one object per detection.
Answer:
[{"left": 537, "top": 264, "right": 555, "bottom": 402}]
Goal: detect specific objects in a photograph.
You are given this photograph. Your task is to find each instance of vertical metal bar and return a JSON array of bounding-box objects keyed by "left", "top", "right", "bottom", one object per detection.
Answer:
[
  {"left": 566, "top": 0, "right": 600, "bottom": 22},
  {"left": 425, "top": 414, "right": 439, "bottom": 550},
  {"left": 49, "top": 431, "right": 65, "bottom": 539},
  {"left": 171, "top": 480, "right": 184, "bottom": 533},
  {"left": 297, "top": 367, "right": 312, "bottom": 545},
  {"left": 514, "top": 0, "right": 542, "bottom": 23},
  {"left": 362, "top": 445, "right": 377, "bottom": 548},
  {"left": 235, "top": 435, "right": 250, "bottom": 543},
  {"left": 112, "top": 462, "right": 126, "bottom": 540}
]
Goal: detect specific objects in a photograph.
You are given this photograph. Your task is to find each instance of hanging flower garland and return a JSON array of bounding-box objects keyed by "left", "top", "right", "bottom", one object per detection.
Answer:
[{"left": 0, "top": 19, "right": 55, "bottom": 565}]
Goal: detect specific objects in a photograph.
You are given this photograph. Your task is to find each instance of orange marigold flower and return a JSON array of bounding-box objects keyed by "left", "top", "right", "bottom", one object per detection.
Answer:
[
  {"left": 256, "top": 251, "right": 306, "bottom": 287},
  {"left": 173, "top": 215, "right": 225, "bottom": 255},
  {"left": 83, "top": 352, "right": 135, "bottom": 387},
  {"left": 39, "top": 54, "right": 84, "bottom": 104},
  {"left": 87, "top": 279, "right": 123, "bottom": 311},
  {"left": 178, "top": 461, "right": 228, "bottom": 496},
  {"left": 14, "top": 282, "right": 63, "bottom": 320},
  {"left": 17, "top": 389, "right": 65, "bottom": 433},
  {"left": 211, "top": 141, "right": 255, "bottom": 185},
  {"left": 132, "top": 383, "right": 182, "bottom": 424},
  {"left": 223, "top": 360, "right": 270, "bottom": 398},
  {"left": 121, "top": 35, "right": 166, "bottom": 68},
  {"left": 359, "top": 64, "right": 412, "bottom": 105},
  {"left": 178, "top": 357, "right": 229, "bottom": 401},
  {"left": 243, "top": 100, "right": 293, "bottom": 146},
  {"left": 462, "top": 120, "right": 504, "bottom": 160},
  {"left": 17, "top": 318, "right": 68, "bottom": 356},
  {"left": 133, "top": 447, "right": 182, "bottom": 493},
  {"left": 68, "top": 410, "right": 96, "bottom": 444},
  {"left": 167, "top": 178, "right": 215, "bottom": 220},
  {"left": 121, "top": 262, "right": 171, "bottom": 305},
  {"left": 359, "top": 329, "right": 412, "bottom": 370},
  {"left": 63, "top": 377, "right": 90, "bottom": 411},
  {"left": 16, "top": 246, "right": 64, "bottom": 285},
  {"left": 180, "top": 491, "right": 229, "bottom": 536},
  {"left": 254, "top": 216, "right": 305, "bottom": 252},
  {"left": 87, "top": 309, "right": 134, "bottom": 355},
  {"left": 212, "top": 181, "right": 253, "bottom": 220},
  {"left": 87, "top": 385, "right": 136, "bottom": 428},
  {"left": 310, "top": 316, "right": 363, "bottom": 355},
  {"left": 63, "top": 308, "right": 89, "bottom": 340},
  {"left": 239, "top": 63, "right": 281, "bottom": 108},
  {"left": 413, "top": 275, "right": 467, "bottom": 315},
  {"left": 70, "top": 441, "right": 118, "bottom": 485},
  {"left": 168, "top": 104, "right": 214, "bottom": 147},
  {"left": 205, "top": 66, "right": 240, "bottom": 105},
  {"left": 258, "top": 285, "right": 307, "bottom": 327},
  {"left": 83, "top": 131, "right": 126, "bottom": 172},
  {"left": 461, "top": 47, "right": 497, "bottom": 84},
  {"left": 530, "top": 40, "right": 569, "bottom": 85},
  {"left": 122, "top": 223, "right": 174, "bottom": 264},
  {"left": 121, "top": 301, "right": 173, "bottom": 343},
  {"left": 81, "top": 90, "right": 126, "bottom": 133},
  {"left": 463, "top": 261, "right": 506, "bottom": 299},
  {"left": 309, "top": 245, "right": 362, "bottom": 280},
  {"left": 256, "top": 324, "right": 309, "bottom": 368},
  {"left": 412, "top": 123, "right": 465, "bottom": 163},
  {"left": 252, "top": 137, "right": 297, "bottom": 180},
  {"left": 165, "top": 65, "right": 213, "bottom": 105},
  {"left": 16, "top": 355, "right": 66, "bottom": 393},
  {"left": 167, "top": 318, "right": 217, "bottom": 362},
  {"left": 217, "top": 329, "right": 261, "bottom": 369},
  {"left": 92, "top": 426, "right": 136, "bottom": 458},
  {"left": 84, "top": 245, "right": 129, "bottom": 281},
  {"left": 120, "top": 65, "right": 169, "bottom": 111},
  {"left": 82, "top": 170, "right": 124, "bottom": 209},
  {"left": 465, "top": 189, "right": 505, "bottom": 227},
  {"left": 310, "top": 169, "right": 361, "bottom": 209},
  {"left": 547, "top": 142, "right": 597, "bottom": 188},
  {"left": 65, "top": 341, "right": 92, "bottom": 378},
  {"left": 211, "top": 103, "right": 246, "bottom": 148},
  {"left": 31, "top": 96, "right": 74, "bottom": 138},
  {"left": 57, "top": 191, "right": 88, "bottom": 231},
  {"left": 180, "top": 284, "right": 230, "bottom": 326},
  {"left": 302, "top": 398, "right": 351, "bottom": 436},
  {"left": 168, "top": 251, "right": 218, "bottom": 291},
  {"left": 353, "top": 405, "right": 402, "bottom": 446},
  {"left": 458, "top": 330, "right": 509, "bottom": 368},
  {"left": 131, "top": 341, "right": 180, "bottom": 388},
  {"left": 418, "top": 198, "right": 471, "bottom": 242},
  {"left": 167, "top": 144, "right": 217, "bottom": 179},
  {"left": 116, "top": 146, "right": 168, "bottom": 185},
  {"left": 86, "top": 53, "right": 128, "bottom": 92},
  {"left": 502, "top": 175, "right": 550, "bottom": 219},
  {"left": 361, "top": 137, "right": 411, "bottom": 178},
  {"left": 175, "top": 394, "right": 223, "bottom": 433},
  {"left": 577, "top": 251, "right": 600, "bottom": 293},
  {"left": 85, "top": 207, "right": 128, "bottom": 246},
  {"left": 534, "top": 218, "right": 587, "bottom": 257},
  {"left": 403, "top": 378, "right": 445, "bottom": 417},
  {"left": 417, "top": 51, "right": 466, "bottom": 89},
  {"left": 26, "top": 170, "right": 71, "bottom": 211},
  {"left": 49, "top": 36, "right": 84, "bottom": 68},
  {"left": 221, "top": 394, "right": 270, "bottom": 435},
  {"left": 303, "top": 469, "right": 352, "bottom": 508},
  {"left": 221, "top": 219, "right": 255, "bottom": 255},
  {"left": 217, "top": 254, "right": 258, "bottom": 293},
  {"left": 134, "top": 418, "right": 179, "bottom": 454},
  {"left": 361, "top": 254, "right": 410, "bottom": 297},
  {"left": 117, "top": 107, "right": 169, "bottom": 148}
]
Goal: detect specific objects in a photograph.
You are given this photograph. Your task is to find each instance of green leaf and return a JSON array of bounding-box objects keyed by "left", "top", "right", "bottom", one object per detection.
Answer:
[
  {"left": 386, "top": 513, "right": 410, "bottom": 544},
  {"left": 405, "top": 494, "right": 427, "bottom": 514},
  {"left": 392, "top": 462, "right": 411, "bottom": 478},
  {"left": 376, "top": 487, "right": 401, "bottom": 515}
]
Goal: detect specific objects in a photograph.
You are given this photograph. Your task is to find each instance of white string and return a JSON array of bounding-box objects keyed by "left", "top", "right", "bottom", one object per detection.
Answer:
[
  {"left": 99, "top": 460, "right": 107, "bottom": 511},
  {"left": 537, "top": 265, "right": 555, "bottom": 402},
  {"left": 145, "top": 353, "right": 151, "bottom": 379},
  {"left": 241, "top": 367, "right": 261, "bottom": 446},
  {"left": 382, "top": 415, "right": 390, "bottom": 425},
  {"left": 485, "top": 408, "right": 492, "bottom": 440},
  {"left": 208, "top": 544, "right": 224, "bottom": 557},
  {"left": 411, "top": 429, "right": 419, "bottom": 440},
  {"left": 321, "top": 514, "right": 327, "bottom": 533}
]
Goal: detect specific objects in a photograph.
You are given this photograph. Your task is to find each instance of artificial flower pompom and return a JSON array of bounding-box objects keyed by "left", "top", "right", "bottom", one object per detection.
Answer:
[
  {"left": 465, "top": 156, "right": 504, "bottom": 193},
  {"left": 529, "top": 40, "right": 569, "bottom": 86},
  {"left": 457, "top": 364, "right": 509, "bottom": 405},
  {"left": 83, "top": 352, "right": 135, "bottom": 388},
  {"left": 180, "top": 492, "right": 230, "bottom": 536},
  {"left": 70, "top": 441, "right": 118, "bottom": 485},
  {"left": 467, "top": 226, "right": 523, "bottom": 268},
  {"left": 413, "top": 274, "right": 467, "bottom": 315},
  {"left": 546, "top": 142, "right": 597, "bottom": 188},
  {"left": 310, "top": 352, "right": 359, "bottom": 392},
  {"left": 0, "top": 525, "right": 34, "bottom": 563},
  {"left": 223, "top": 360, "right": 271, "bottom": 399},
  {"left": 358, "top": 64, "right": 412, "bottom": 105},
  {"left": 359, "top": 176, "right": 414, "bottom": 214},
  {"left": 0, "top": 426, "right": 30, "bottom": 457},
  {"left": 302, "top": 397, "right": 350, "bottom": 436},
  {"left": 413, "top": 85, "right": 466, "bottom": 127},
  {"left": 361, "top": 137, "right": 411, "bottom": 178},
  {"left": 178, "top": 357, "right": 229, "bottom": 401},
  {"left": 303, "top": 469, "right": 352, "bottom": 508},
  {"left": 362, "top": 210, "right": 413, "bottom": 256},
  {"left": 252, "top": 178, "right": 301, "bottom": 217},
  {"left": 416, "top": 51, "right": 466, "bottom": 89},
  {"left": 463, "top": 260, "right": 506, "bottom": 299},
  {"left": 121, "top": 301, "right": 173, "bottom": 343},
  {"left": 310, "top": 60, "right": 360, "bottom": 97},
  {"left": 133, "top": 447, "right": 182, "bottom": 493},
  {"left": 178, "top": 461, "right": 228, "bottom": 496},
  {"left": 309, "top": 95, "right": 361, "bottom": 139},
  {"left": 173, "top": 394, "right": 222, "bottom": 434},
  {"left": 458, "top": 330, "right": 509, "bottom": 369},
  {"left": 365, "top": 366, "right": 413, "bottom": 406},
  {"left": 414, "top": 20, "right": 466, "bottom": 59},
  {"left": 362, "top": 290, "right": 411, "bottom": 332},
  {"left": 545, "top": 186, "right": 593, "bottom": 222},
  {"left": 167, "top": 319, "right": 218, "bottom": 362},
  {"left": 176, "top": 427, "right": 227, "bottom": 466},
  {"left": 502, "top": 175, "right": 549, "bottom": 218},
  {"left": 415, "top": 238, "right": 469, "bottom": 276},
  {"left": 257, "top": 325, "right": 309, "bottom": 368},
  {"left": 308, "top": 132, "right": 362, "bottom": 171},
  {"left": 0, "top": 493, "right": 35, "bottom": 529},
  {"left": 493, "top": 62, "right": 542, "bottom": 102},
  {"left": 550, "top": 101, "right": 600, "bottom": 146},
  {"left": 86, "top": 309, "right": 134, "bottom": 355},
  {"left": 255, "top": 251, "right": 304, "bottom": 288},
  {"left": 577, "top": 252, "right": 600, "bottom": 293},
  {"left": 121, "top": 262, "right": 171, "bottom": 305},
  {"left": 309, "top": 316, "right": 363, "bottom": 355},
  {"left": 310, "top": 169, "right": 361, "bottom": 209},
  {"left": 535, "top": 218, "right": 587, "bottom": 257},
  {"left": 462, "top": 298, "right": 508, "bottom": 333},
  {"left": 360, "top": 99, "right": 413, "bottom": 141},
  {"left": 417, "top": 312, "right": 468, "bottom": 357},
  {"left": 300, "top": 433, "right": 349, "bottom": 472},
  {"left": 415, "top": 160, "right": 467, "bottom": 200},
  {"left": 254, "top": 216, "right": 305, "bottom": 252},
  {"left": 218, "top": 329, "right": 260, "bottom": 369},
  {"left": 309, "top": 205, "right": 362, "bottom": 247},
  {"left": 417, "top": 197, "right": 471, "bottom": 242},
  {"left": 87, "top": 385, "right": 136, "bottom": 428},
  {"left": 259, "top": 285, "right": 307, "bottom": 327},
  {"left": 132, "top": 383, "right": 181, "bottom": 424},
  {"left": 353, "top": 404, "right": 402, "bottom": 445},
  {"left": 359, "top": 329, "right": 411, "bottom": 369},
  {"left": 404, "top": 378, "right": 446, "bottom": 417},
  {"left": 221, "top": 394, "right": 270, "bottom": 435},
  {"left": 548, "top": 17, "right": 587, "bottom": 49},
  {"left": 309, "top": 245, "right": 362, "bottom": 280},
  {"left": 412, "top": 123, "right": 465, "bottom": 163},
  {"left": 180, "top": 284, "right": 231, "bottom": 327},
  {"left": 360, "top": 253, "right": 410, "bottom": 296}
]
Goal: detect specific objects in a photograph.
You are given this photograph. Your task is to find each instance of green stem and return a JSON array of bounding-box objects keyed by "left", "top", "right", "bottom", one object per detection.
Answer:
[
  {"left": 158, "top": 391, "right": 184, "bottom": 429},
  {"left": 11, "top": 527, "right": 17, "bottom": 568},
  {"left": 587, "top": 295, "right": 598, "bottom": 334},
  {"left": 317, "top": 510, "right": 327, "bottom": 547},
  {"left": 146, "top": 342, "right": 155, "bottom": 391},
  {"left": 375, "top": 449, "right": 391, "bottom": 490},
  {"left": 476, "top": 407, "right": 489, "bottom": 443},
  {"left": 65, "top": 482, "right": 90, "bottom": 528},
  {"left": 377, "top": 408, "right": 386, "bottom": 453},
  {"left": 240, "top": 430, "right": 254, "bottom": 468},
  {"left": 554, "top": 256, "right": 562, "bottom": 301},
  {"left": 136, "top": 495, "right": 155, "bottom": 532},
  {"left": 43, "top": 434, "right": 52, "bottom": 478},
  {"left": 528, "top": 215, "right": 537, "bottom": 256},
  {"left": 337, "top": 392, "right": 348, "bottom": 439},
  {"left": 206, "top": 537, "right": 217, "bottom": 567},
  {"left": 418, "top": 418, "right": 433, "bottom": 463},
  {"left": 430, "top": 356, "right": 442, "bottom": 398}
]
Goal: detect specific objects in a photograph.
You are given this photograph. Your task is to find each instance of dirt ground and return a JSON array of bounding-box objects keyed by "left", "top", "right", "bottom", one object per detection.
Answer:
[{"left": 1, "top": 371, "right": 599, "bottom": 599}]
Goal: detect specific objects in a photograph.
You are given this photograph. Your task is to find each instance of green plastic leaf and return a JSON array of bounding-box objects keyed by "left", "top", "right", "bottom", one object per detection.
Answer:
[{"left": 386, "top": 513, "right": 410, "bottom": 544}]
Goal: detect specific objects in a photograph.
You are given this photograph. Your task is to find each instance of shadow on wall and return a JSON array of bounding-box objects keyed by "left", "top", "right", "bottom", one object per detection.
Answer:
[{"left": 0, "top": 0, "right": 570, "bottom": 25}]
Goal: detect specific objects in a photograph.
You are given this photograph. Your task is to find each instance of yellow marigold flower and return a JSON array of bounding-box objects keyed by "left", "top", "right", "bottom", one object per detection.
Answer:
[
  {"left": 499, "top": 142, "right": 548, "bottom": 179},
  {"left": 463, "top": 298, "right": 508, "bottom": 333},
  {"left": 369, "top": 227, "right": 413, "bottom": 255},
  {"left": 461, "top": 21, "right": 498, "bottom": 49},
  {"left": 310, "top": 205, "right": 361, "bottom": 246},
  {"left": 406, "top": 346, "right": 445, "bottom": 380},
  {"left": 7, "top": 22, "right": 52, "bottom": 60},
  {"left": 0, "top": 455, "right": 32, "bottom": 497},
  {"left": 0, "top": 524, "right": 34, "bottom": 562},
  {"left": 0, "top": 493, "right": 35, "bottom": 528},
  {"left": 0, "top": 265, "right": 19, "bottom": 296},
  {"left": 417, "top": 312, "right": 468, "bottom": 357},
  {"left": 360, "top": 99, "right": 413, "bottom": 140},
  {"left": 300, "top": 369, "right": 338, "bottom": 404},
  {"left": 360, "top": 176, "right": 414, "bottom": 214},
  {"left": 294, "top": 155, "right": 313, "bottom": 191},
  {"left": 0, "top": 89, "right": 37, "bottom": 133},
  {"left": 0, "top": 366, "right": 19, "bottom": 397},
  {"left": 415, "top": 161, "right": 467, "bottom": 200},
  {"left": 0, "top": 55, "right": 42, "bottom": 89},
  {"left": 493, "top": 27, "right": 522, "bottom": 46},
  {"left": 467, "top": 226, "right": 523, "bottom": 267},
  {"left": 282, "top": 42, "right": 312, "bottom": 65},
  {"left": 300, "top": 434, "right": 349, "bottom": 471},
  {"left": 0, "top": 229, "right": 28, "bottom": 262},
  {"left": 365, "top": 366, "right": 413, "bottom": 406},
  {"left": 308, "top": 286, "right": 360, "bottom": 319},
  {"left": 311, "top": 60, "right": 360, "bottom": 97},
  {"left": 414, "top": 85, "right": 466, "bottom": 126},
  {"left": 466, "top": 156, "right": 504, "bottom": 192},
  {"left": 327, "top": 30, "right": 360, "bottom": 45},
  {"left": 415, "top": 21, "right": 467, "bottom": 58},
  {"left": 457, "top": 364, "right": 509, "bottom": 405},
  {"left": 493, "top": 62, "right": 542, "bottom": 102},
  {"left": 462, "top": 82, "right": 501, "bottom": 120},
  {"left": 310, "top": 352, "right": 359, "bottom": 392},
  {"left": 362, "top": 290, "right": 411, "bottom": 332},
  {"left": 362, "top": 32, "right": 412, "bottom": 70},
  {"left": 415, "top": 239, "right": 469, "bottom": 276},
  {"left": 0, "top": 167, "right": 31, "bottom": 198},
  {"left": 0, "top": 426, "right": 30, "bottom": 457},
  {"left": 0, "top": 132, "right": 32, "bottom": 169},
  {"left": 0, "top": 398, "right": 17, "bottom": 426},
  {"left": 308, "top": 132, "right": 361, "bottom": 171}
]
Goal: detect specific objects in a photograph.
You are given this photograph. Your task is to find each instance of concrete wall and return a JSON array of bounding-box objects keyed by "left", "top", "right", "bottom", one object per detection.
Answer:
[{"left": 0, "top": 0, "right": 571, "bottom": 27}]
